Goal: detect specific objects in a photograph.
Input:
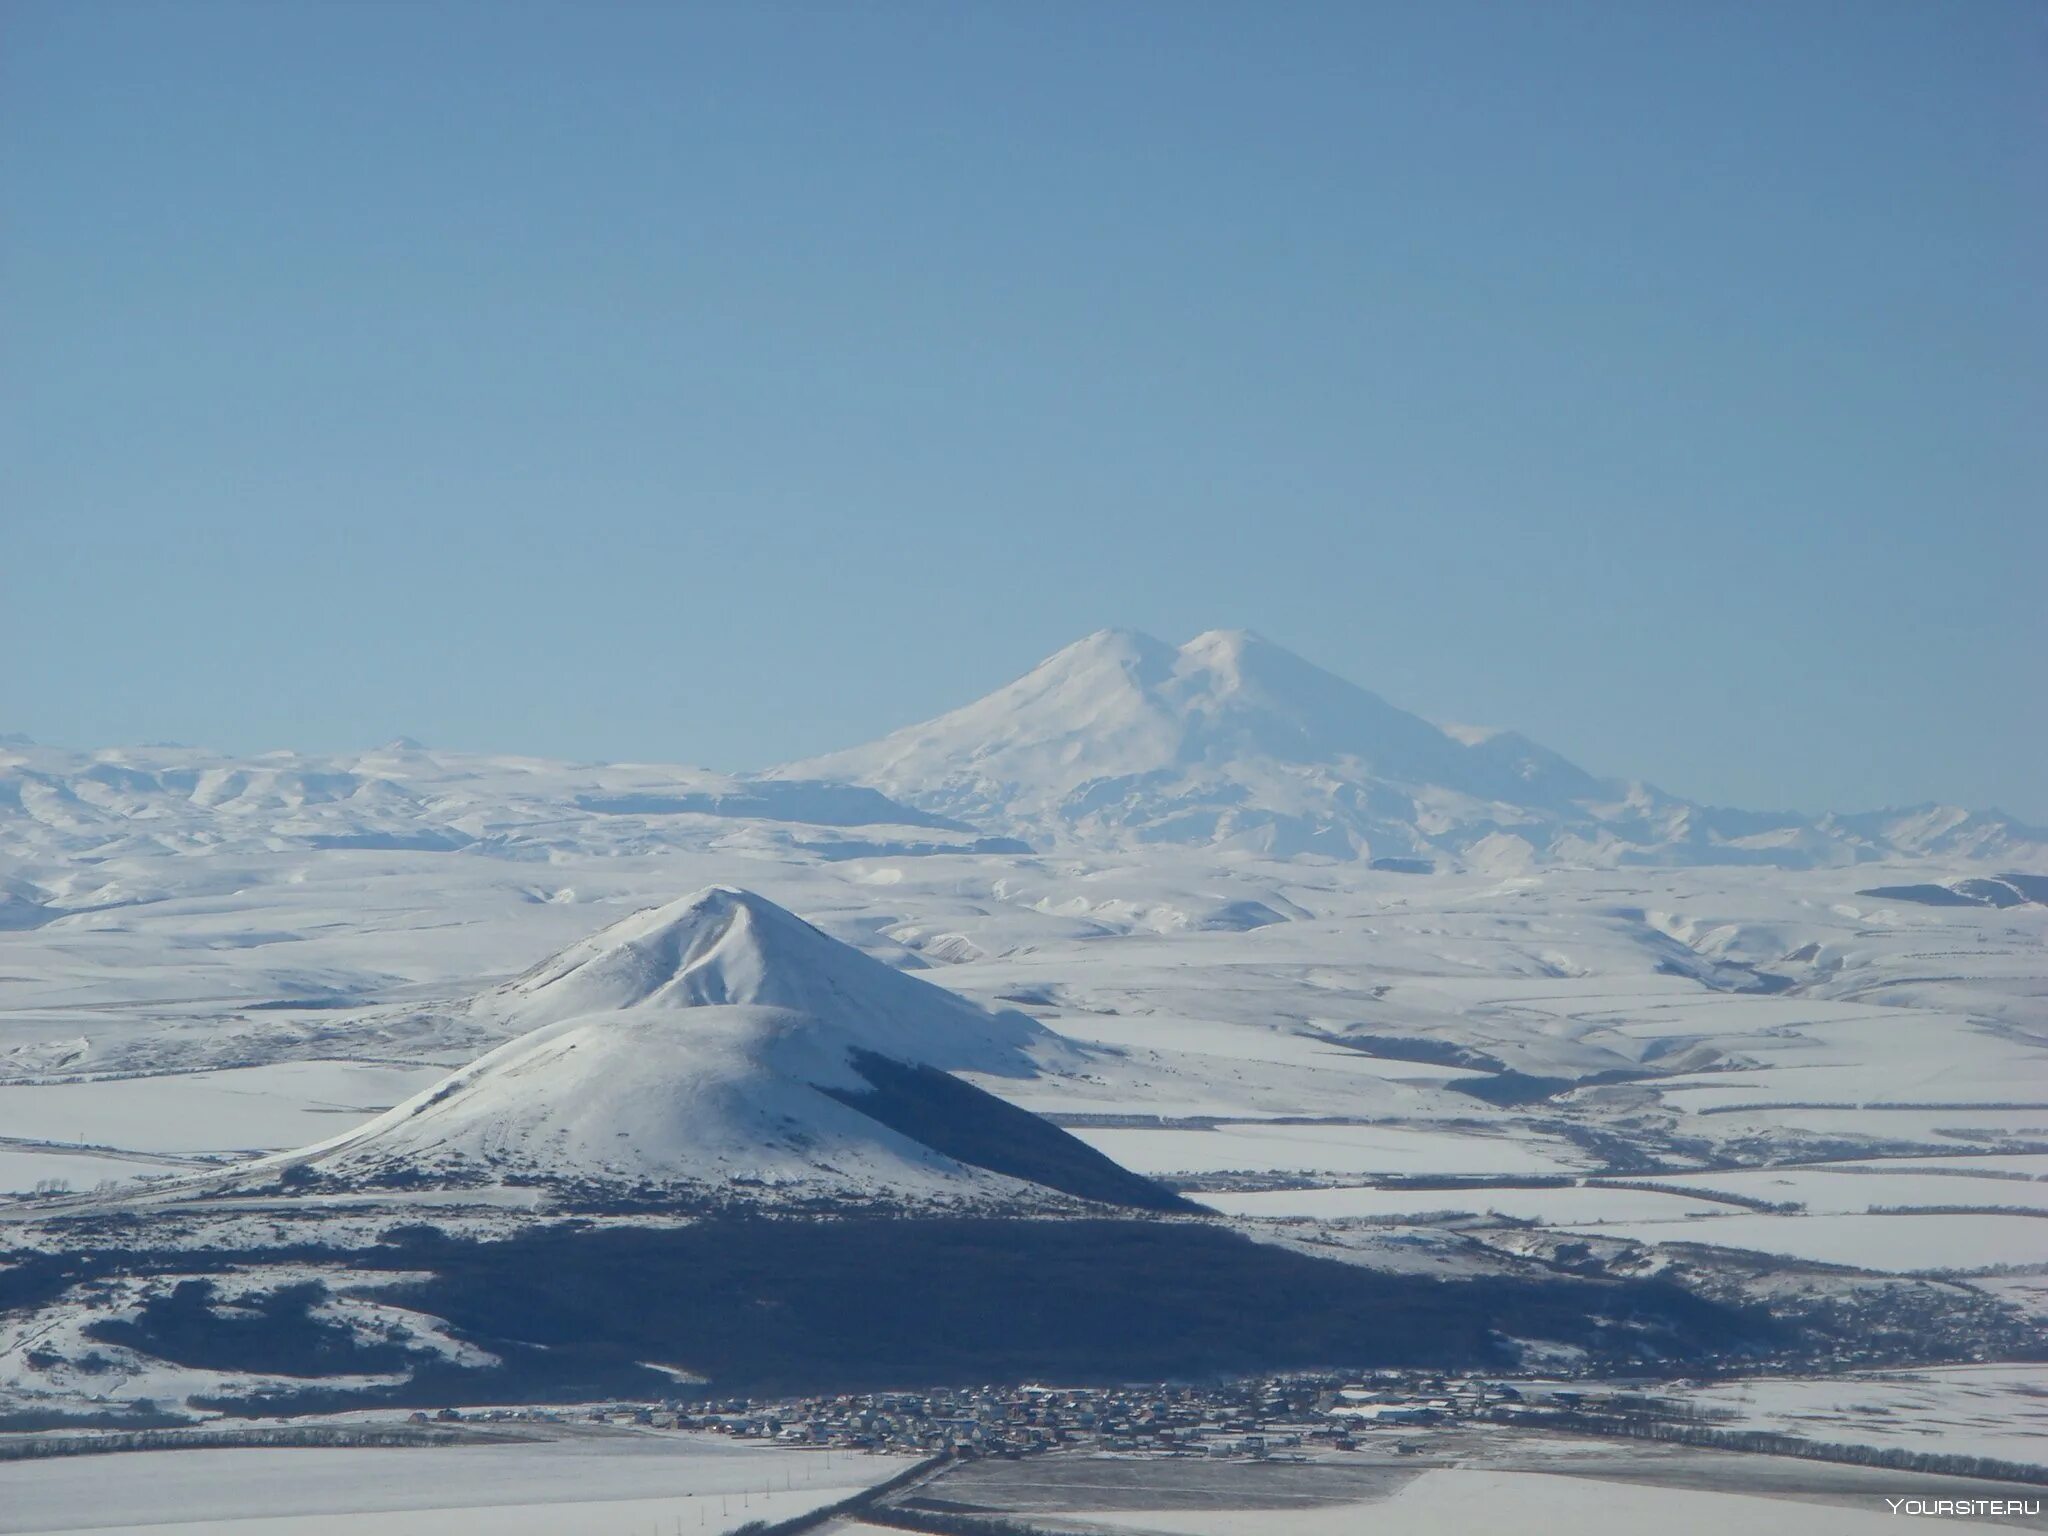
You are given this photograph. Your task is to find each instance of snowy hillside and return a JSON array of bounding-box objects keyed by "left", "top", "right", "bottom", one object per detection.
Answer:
[
  {"left": 162, "top": 889, "right": 1168, "bottom": 1213},
  {"left": 243, "top": 1004, "right": 1144, "bottom": 1210},
  {"left": 471, "top": 885, "right": 1059, "bottom": 1072},
  {"left": 781, "top": 628, "right": 2047, "bottom": 868}
]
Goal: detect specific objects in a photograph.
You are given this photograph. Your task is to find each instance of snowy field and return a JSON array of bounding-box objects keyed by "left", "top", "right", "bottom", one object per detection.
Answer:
[
  {"left": 0, "top": 1431, "right": 914, "bottom": 1536},
  {"left": 1649, "top": 1162, "right": 2048, "bottom": 1214},
  {"left": 1195, "top": 1182, "right": 1729, "bottom": 1224},
  {"left": 1556, "top": 1211, "right": 2048, "bottom": 1273},
  {"left": 0, "top": 1062, "right": 445, "bottom": 1159},
  {"left": 0, "top": 1144, "right": 197, "bottom": 1197},
  {"left": 1071, "top": 1122, "right": 1592, "bottom": 1178},
  {"left": 1050, "top": 1473, "right": 1925, "bottom": 1536},
  {"left": 3, "top": 832, "right": 2044, "bottom": 1278},
  {"left": 1660, "top": 1364, "right": 2048, "bottom": 1466}
]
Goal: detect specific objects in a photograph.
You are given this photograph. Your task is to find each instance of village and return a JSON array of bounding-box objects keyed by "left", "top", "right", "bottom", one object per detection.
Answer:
[{"left": 418, "top": 1372, "right": 1577, "bottom": 1460}]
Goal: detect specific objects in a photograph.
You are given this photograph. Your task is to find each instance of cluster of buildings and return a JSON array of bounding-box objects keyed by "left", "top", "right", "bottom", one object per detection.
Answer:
[
  {"left": 413, "top": 1371, "right": 1767, "bottom": 1463},
  {"left": 478, "top": 1373, "right": 1550, "bottom": 1458}
]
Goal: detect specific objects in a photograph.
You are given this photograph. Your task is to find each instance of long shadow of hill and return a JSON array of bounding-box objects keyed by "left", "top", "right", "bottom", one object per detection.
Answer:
[{"left": 118, "top": 1217, "right": 1785, "bottom": 1412}]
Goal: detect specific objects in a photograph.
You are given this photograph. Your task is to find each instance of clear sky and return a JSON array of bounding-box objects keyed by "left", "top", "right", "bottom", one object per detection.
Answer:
[{"left": 3, "top": 1, "right": 2042, "bottom": 819}]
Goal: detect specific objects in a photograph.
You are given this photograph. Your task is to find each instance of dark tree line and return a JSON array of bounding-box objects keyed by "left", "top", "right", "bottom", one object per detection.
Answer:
[{"left": 0, "top": 1421, "right": 470, "bottom": 1462}]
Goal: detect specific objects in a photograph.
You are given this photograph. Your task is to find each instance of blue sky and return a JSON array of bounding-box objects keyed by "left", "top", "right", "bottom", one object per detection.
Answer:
[{"left": 4, "top": 2, "right": 2042, "bottom": 818}]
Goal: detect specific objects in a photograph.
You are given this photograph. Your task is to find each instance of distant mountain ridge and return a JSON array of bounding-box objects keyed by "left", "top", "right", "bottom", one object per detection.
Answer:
[
  {"left": 779, "top": 628, "right": 2046, "bottom": 870},
  {"left": 0, "top": 739, "right": 1014, "bottom": 877},
  {"left": 5, "top": 631, "right": 2038, "bottom": 875}
]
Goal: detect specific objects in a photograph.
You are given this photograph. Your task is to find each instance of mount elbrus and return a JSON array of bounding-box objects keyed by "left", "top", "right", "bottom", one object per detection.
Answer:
[{"left": 785, "top": 628, "right": 2044, "bottom": 866}]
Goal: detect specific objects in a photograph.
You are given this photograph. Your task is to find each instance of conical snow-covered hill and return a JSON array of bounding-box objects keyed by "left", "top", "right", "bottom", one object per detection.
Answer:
[
  {"left": 780, "top": 628, "right": 2047, "bottom": 869},
  {"left": 197, "top": 889, "right": 1178, "bottom": 1214},
  {"left": 472, "top": 885, "right": 1055, "bottom": 1073}
]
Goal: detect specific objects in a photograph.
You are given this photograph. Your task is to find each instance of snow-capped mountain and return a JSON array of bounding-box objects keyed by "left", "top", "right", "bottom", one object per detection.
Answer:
[
  {"left": 193, "top": 888, "right": 1175, "bottom": 1213},
  {"left": 780, "top": 628, "right": 2048, "bottom": 869},
  {"left": 4, "top": 632, "right": 2037, "bottom": 879}
]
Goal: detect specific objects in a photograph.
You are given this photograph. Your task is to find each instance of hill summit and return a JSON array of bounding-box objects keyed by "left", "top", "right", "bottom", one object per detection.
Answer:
[{"left": 478, "top": 885, "right": 1052, "bottom": 1073}]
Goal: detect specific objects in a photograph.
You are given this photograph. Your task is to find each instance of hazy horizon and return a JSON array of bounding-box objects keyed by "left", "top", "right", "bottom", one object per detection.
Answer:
[
  {"left": 5, "top": 3, "right": 2042, "bottom": 819},
  {"left": 5, "top": 622, "right": 2040, "bottom": 828}
]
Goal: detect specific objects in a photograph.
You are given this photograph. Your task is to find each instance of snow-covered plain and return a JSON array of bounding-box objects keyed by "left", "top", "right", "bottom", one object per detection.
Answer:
[
  {"left": 1195, "top": 1183, "right": 1731, "bottom": 1224},
  {"left": 0, "top": 1063, "right": 446, "bottom": 1161},
  {"left": 0, "top": 1430, "right": 913, "bottom": 1536},
  {"left": 1658, "top": 1364, "right": 2048, "bottom": 1464},
  {"left": 0, "top": 1146, "right": 196, "bottom": 1196},
  {"left": 1555, "top": 1211, "right": 2048, "bottom": 1274},
  {"left": 1075, "top": 1122, "right": 1591, "bottom": 1178},
  {"left": 1052, "top": 1474, "right": 1916, "bottom": 1536},
  {"left": 1648, "top": 1162, "right": 2048, "bottom": 1214}
]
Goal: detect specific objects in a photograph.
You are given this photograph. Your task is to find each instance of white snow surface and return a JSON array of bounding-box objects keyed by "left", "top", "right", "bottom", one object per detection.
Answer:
[
  {"left": 3, "top": 633, "right": 2041, "bottom": 875},
  {"left": 1053, "top": 1472, "right": 1914, "bottom": 1536},
  {"left": 1657, "top": 1364, "right": 2048, "bottom": 1466},
  {"left": 129, "top": 887, "right": 1088, "bottom": 1210},
  {"left": 475, "top": 885, "right": 1056, "bottom": 1074},
  {"left": 779, "top": 628, "right": 2047, "bottom": 866},
  {"left": 255, "top": 1002, "right": 1055, "bottom": 1205},
  {"left": 0, "top": 1430, "right": 913, "bottom": 1536}
]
